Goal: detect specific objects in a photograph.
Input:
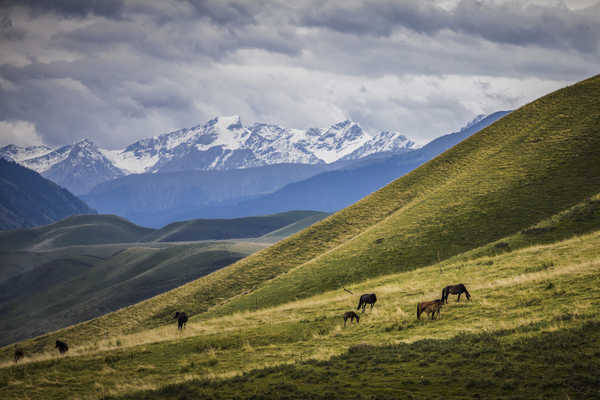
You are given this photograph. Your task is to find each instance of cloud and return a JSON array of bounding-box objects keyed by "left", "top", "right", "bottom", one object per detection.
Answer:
[
  {"left": 0, "top": 0, "right": 597, "bottom": 149},
  {"left": 1, "top": 0, "right": 125, "bottom": 19},
  {"left": 300, "top": 0, "right": 600, "bottom": 53},
  {"left": 0, "top": 120, "right": 44, "bottom": 146}
]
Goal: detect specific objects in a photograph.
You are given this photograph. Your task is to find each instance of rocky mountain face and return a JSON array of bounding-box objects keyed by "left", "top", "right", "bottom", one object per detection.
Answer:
[{"left": 1, "top": 116, "right": 416, "bottom": 194}]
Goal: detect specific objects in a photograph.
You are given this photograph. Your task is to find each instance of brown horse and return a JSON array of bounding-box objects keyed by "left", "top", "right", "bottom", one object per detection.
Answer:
[
  {"left": 343, "top": 311, "right": 360, "bottom": 326},
  {"left": 14, "top": 349, "right": 24, "bottom": 363},
  {"left": 441, "top": 284, "right": 471, "bottom": 304},
  {"left": 417, "top": 299, "right": 443, "bottom": 320}
]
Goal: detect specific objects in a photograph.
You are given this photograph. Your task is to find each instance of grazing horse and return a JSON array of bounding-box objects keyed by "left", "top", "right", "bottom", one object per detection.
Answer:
[
  {"left": 441, "top": 284, "right": 471, "bottom": 304},
  {"left": 357, "top": 293, "right": 377, "bottom": 312},
  {"left": 343, "top": 311, "right": 360, "bottom": 326},
  {"left": 174, "top": 311, "right": 188, "bottom": 330},
  {"left": 55, "top": 340, "right": 69, "bottom": 354},
  {"left": 14, "top": 349, "right": 24, "bottom": 363},
  {"left": 417, "top": 299, "right": 443, "bottom": 320}
]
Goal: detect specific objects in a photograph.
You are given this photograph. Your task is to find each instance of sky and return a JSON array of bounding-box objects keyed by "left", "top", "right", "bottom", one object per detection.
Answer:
[{"left": 0, "top": 0, "right": 598, "bottom": 149}]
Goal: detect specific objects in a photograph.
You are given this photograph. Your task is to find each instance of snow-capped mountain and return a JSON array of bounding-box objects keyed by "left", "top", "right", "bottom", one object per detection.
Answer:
[
  {"left": 0, "top": 144, "right": 53, "bottom": 163},
  {"left": 0, "top": 115, "right": 421, "bottom": 194},
  {"left": 102, "top": 116, "right": 407, "bottom": 175},
  {"left": 0, "top": 139, "right": 124, "bottom": 195}
]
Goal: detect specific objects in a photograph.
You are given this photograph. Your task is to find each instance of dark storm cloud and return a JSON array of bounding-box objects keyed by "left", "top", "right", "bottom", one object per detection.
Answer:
[
  {"left": 0, "top": 15, "right": 24, "bottom": 40},
  {"left": 186, "top": 0, "right": 258, "bottom": 26},
  {"left": 0, "top": 0, "right": 125, "bottom": 18},
  {"left": 301, "top": 0, "right": 600, "bottom": 53}
]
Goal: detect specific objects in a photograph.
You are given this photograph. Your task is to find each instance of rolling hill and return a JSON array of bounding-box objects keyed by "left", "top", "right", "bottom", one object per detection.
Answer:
[
  {"left": 145, "top": 211, "right": 330, "bottom": 242},
  {"left": 0, "top": 158, "right": 96, "bottom": 230},
  {"left": 0, "top": 211, "right": 328, "bottom": 345},
  {"left": 1, "top": 75, "right": 599, "bottom": 399}
]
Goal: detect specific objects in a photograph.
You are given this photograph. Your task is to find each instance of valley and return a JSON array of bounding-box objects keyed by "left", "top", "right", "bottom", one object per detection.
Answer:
[
  {"left": 0, "top": 74, "right": 598, "bottom": 399},
  {"left": 0, "top": 211, "right": 328, "bottom": 345}
]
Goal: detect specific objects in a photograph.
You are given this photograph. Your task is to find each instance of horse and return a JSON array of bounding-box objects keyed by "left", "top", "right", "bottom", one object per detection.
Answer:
[
  {"left": 55, "top": 340, "right": 69, "bottom": 354},
  {"left": 357, "top": 293, "right": 377, "bottom": 312},
  {"left": 343, "top": 311, "right": 360, "bottom": 326},
  {"left": 417, "top": 299, "right": 443, "bottom": 320},
  {"left": 174, "top": 311, "right": 188, "bottom": 330},
  {"left": 441, "top": 284, "right": 471, "bottom": 304},
  {"left": 14, "top": 349, "right": 24, "bottom": 363}
]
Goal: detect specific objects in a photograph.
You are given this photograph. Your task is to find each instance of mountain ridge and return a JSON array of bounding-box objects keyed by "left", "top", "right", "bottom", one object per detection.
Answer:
[{"left": 1, "top": 117, "right": 418, "bottom": 194}]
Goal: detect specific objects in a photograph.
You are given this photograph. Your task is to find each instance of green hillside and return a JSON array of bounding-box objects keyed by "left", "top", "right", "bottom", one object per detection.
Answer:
[
  {"left": 145, "top": 211, "right": 329, "bottom": 242},
  {"left": 2, "top": 216, "right": 599, "bottom": 399},
  {"left": 0, "top": 241, "right": 265, "bottom": 346},
  {"left": 0, "top": 211, "right": 328, "bottom": 345},
  {"left": 1, "top": 75, "right": 599, "bottom": 399},
  {"left": 0, "top": 214, "right": 153, "bottom": 251}
]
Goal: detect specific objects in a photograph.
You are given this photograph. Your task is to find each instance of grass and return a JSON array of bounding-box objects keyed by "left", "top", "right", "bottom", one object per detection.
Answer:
[
  {"left": 1, "top": 228, "right": 599, "bottom": 399},
  {"left": 0, "top": 240, "right": 266, "bottom": 346},
  {"left": 0, "top": 211, "right": 329, "bottom": 345}
]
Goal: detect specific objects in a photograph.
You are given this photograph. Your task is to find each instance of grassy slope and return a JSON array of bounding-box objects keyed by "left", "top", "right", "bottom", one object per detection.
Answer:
[
  {"left": 0, "top": 241, "right": 266, "bottom": 346},
  {"left": 0, "top": 211, "right": 330, "bottom": 345},
  {"left": 5, "top": 75, "right": 597, "bottom": 349},
  {"left": 0, "top": 214, "right": 154, "bottom": 251},
  {"left": 144, "top": 211, "right": 329, "bottom": 242},
  {"left": 257, "top": 212, "right": 333, "bottom": 242},
  {"left": 207, "top": 74, "right": 600, "bottom": 316},
  {"left": 1, "top": 224, "right": 599, "bottom": 399}
]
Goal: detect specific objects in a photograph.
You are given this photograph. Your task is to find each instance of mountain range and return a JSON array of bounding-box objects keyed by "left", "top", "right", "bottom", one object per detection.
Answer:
[
  {"left": 83, "top": 111, "right": 510, "bottom": 225},
  {"left": 1, "top": 116, "right": 415, "bottom": 195}
]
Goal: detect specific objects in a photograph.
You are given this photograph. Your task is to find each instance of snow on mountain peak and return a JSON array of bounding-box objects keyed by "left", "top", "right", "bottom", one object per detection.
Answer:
[{"left": 3, "top": 115, "right": 422, "bottom": 178}]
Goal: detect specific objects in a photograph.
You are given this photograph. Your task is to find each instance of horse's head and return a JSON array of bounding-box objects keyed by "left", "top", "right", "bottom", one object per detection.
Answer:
[{"left": 355, "top": 314, "right": 360, "bottom": 323}]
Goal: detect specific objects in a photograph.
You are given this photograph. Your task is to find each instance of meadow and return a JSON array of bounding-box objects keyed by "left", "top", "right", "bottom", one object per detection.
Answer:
[{"left": 1, "top": 228, "right": 599, "bottom": 399}]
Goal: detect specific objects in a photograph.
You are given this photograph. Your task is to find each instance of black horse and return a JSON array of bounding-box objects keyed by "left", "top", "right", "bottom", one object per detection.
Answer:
[
  {"left": 343, "top": 311, "right": 360, "bottom": 326},
  {"left": 14, "top": 349, "right": 24, "bottom": 363},
  {"left": 55, "top": 340, "right": 69, "bottom": 354},
  {"left": 174, "top": 311, "right": 188, "bottom": 330},
  {"left": 441, "top": 284, "right": 471, "bottom": 304},
  {"left": 357, "top": 293, "right": 377, "bottom": 312}
]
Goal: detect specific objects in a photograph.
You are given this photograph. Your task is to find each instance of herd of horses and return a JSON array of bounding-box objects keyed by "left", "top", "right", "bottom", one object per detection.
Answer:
[
  {"left": 11, "top": 285, "right": 470, "bottom": 363},
  {"left": 343, "top": 283, "right": 471, "bottom": 326}
]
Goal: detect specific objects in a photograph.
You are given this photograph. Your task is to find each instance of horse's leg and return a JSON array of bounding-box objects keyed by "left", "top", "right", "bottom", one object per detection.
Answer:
[
  {"left": 344, "top": 318, "right": 347, "bottom": 327},
  {"left": 457, "top": 293, "right": 461, "bottom": 302}
]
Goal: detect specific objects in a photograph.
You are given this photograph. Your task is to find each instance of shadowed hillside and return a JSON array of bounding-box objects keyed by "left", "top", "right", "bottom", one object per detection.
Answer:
[
  {"left": 146, "top": 211, "right": 329, "bottom": 242},
  {"left": 0, "top": 159, "right": 95, "bottom": 230},
  {"left": 0, "top": 211, "right": 327, "bottom": 344}
]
